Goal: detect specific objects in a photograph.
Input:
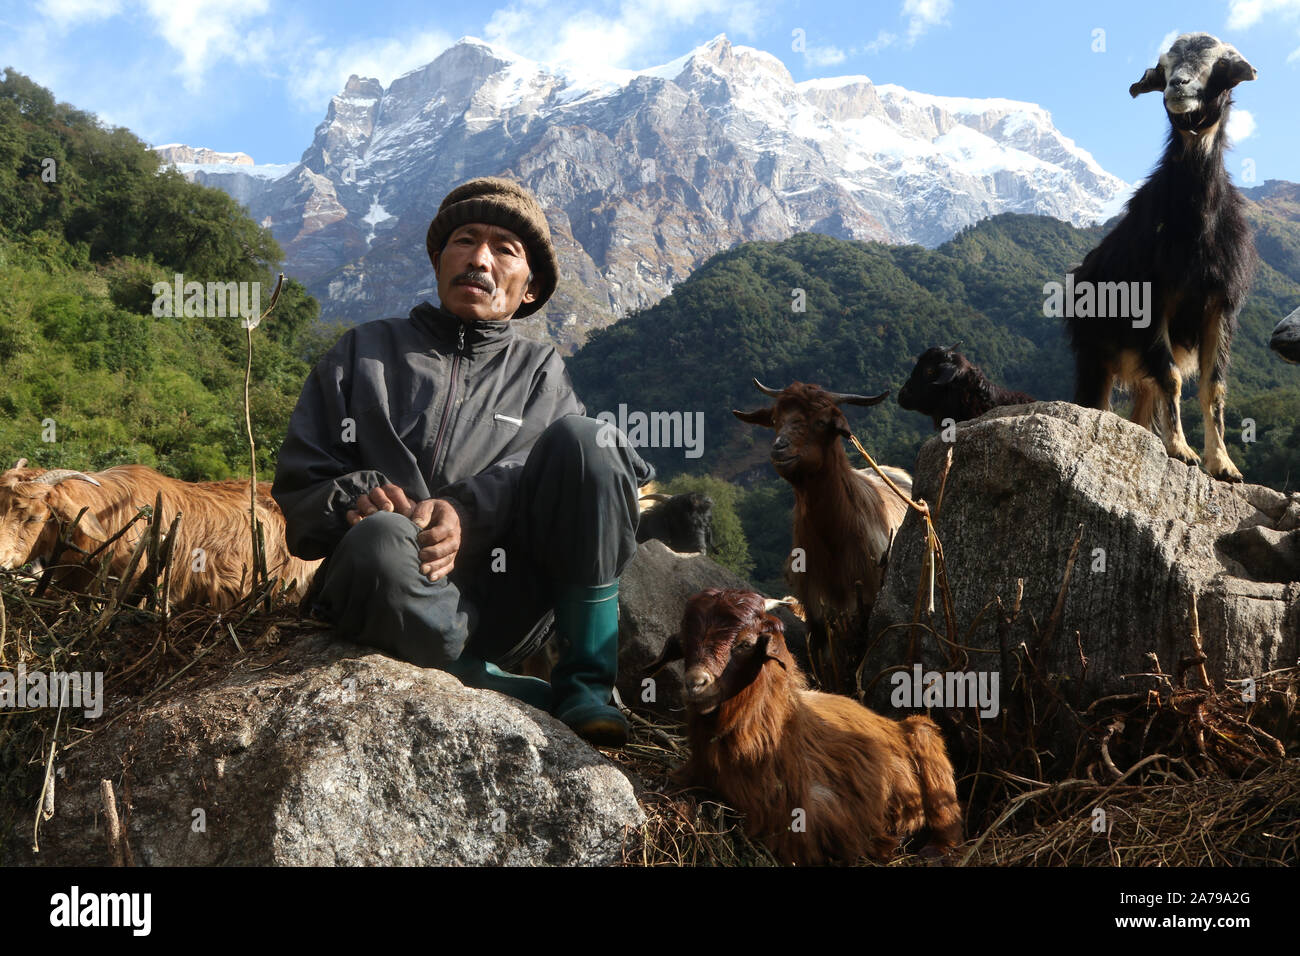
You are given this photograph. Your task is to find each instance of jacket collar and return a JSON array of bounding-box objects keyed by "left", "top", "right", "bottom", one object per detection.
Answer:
[{"left": 411, "top": 301, "right": 517, "bottom": 355}]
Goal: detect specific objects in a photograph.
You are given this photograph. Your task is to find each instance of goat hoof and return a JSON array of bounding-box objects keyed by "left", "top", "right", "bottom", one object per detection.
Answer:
[
  {"left": 1204, "top": 453, "right": 1244, "bottom": 483},
  {"left": 1167, "top": 447, "right": 1201, "bottom": 467}
]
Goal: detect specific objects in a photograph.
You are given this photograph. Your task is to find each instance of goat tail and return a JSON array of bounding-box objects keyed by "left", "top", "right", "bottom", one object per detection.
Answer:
[{"left": 901, "top": 716, "right": 963, "bottom": 849}]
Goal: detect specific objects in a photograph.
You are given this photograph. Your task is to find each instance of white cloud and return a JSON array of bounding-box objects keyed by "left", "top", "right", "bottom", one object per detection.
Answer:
[
  {"left": 805, "top": 45, "right": 847, "bottom": 67},
  {"left": 1226, "top": 0, "right": 1300, "bottom": 29},
  {"left": 857, "top": 1, "right": 950, "bottom": 54},
  {"left": 41, "top": 0, "right": 125, "bottom": 27},
  {"left": 140, "top": 0, "right": 272, "bottom": 93},
  {"left": 863, "top": 30, "right": 899, "bottom": 54},
  {"left": 284, "top": 30, "right": 455, "bottom": 110},
  {"left": 1227, "top": 107, "right": 1256, "bottom": 141},
  {"left": 903, "top": 0, "right": 952, "bottom": 42},
  {"left": 483, "top": 0, "right": 767, "bottom": 69}
]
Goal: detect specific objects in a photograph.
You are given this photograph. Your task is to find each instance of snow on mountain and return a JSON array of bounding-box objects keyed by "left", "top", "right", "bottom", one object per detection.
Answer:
[{"left": 172, "top": 34, "right": 1130, "bottom": 351}]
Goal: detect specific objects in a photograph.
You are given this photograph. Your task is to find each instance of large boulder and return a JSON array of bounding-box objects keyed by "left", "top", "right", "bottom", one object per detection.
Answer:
[
  {"left": 867, "top": 402, "right": 1300, "bottom": 705},
  {"left": 12, "top": 634, "right": 643, "bottom": 866}
]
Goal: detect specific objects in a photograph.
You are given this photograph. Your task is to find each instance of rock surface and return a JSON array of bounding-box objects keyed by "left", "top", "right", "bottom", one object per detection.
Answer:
[
  {"left": 7, "top": 541, "right": 805, "bottom": 867},
  {"left": 13, "top": 634, "right": 643, "bottom": 867},
  {"left": 867, "top": 402, "right": 1300, "bottom": 705}
]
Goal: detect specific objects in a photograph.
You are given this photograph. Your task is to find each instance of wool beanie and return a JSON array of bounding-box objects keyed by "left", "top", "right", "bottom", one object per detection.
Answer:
[{"left": 426, "top": 177, "right": 558, "bottom": 318}]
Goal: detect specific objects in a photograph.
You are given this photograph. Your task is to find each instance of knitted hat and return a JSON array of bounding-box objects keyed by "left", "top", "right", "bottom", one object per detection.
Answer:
[{"left": 426, "top": 177, "right": 558, "bottom": 318}]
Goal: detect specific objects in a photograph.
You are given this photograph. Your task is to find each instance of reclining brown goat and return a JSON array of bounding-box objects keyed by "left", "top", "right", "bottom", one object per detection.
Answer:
[
  {"left": 0, "top": 462, "right": 318, "bottom": 609},
  {"left": 651, "top": 588, "right": 963, "bottom": 865}
]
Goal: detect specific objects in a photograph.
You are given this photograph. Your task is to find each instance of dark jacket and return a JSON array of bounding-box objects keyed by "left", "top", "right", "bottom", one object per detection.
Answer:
[{"left": 272, "top": 302, "right": 593, "bottom": 562}]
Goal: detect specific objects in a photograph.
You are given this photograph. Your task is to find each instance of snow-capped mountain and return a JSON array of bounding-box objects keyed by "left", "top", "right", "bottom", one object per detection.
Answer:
[
  {"left": 165, "top": 35, "right": 1129, "bottom": 351},
  {"left": 152, "top": 145, "right": 294, "bottom": 209}
]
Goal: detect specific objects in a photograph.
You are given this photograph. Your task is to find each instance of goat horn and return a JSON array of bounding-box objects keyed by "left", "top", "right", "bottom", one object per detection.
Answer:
[
  {"left": 824, "top": 389, "right": 890, "bottom": 407},
  {"left": 639, "top": 493, "right": 672, "bottom": 502},
  {"left": 763, "top": 597, "right": 795, "bottom": 612},
  {"left": 31, "top": 470, "right": 101, "bottom": 486},
  {"left": 13, "top": 458, "right": 27, "bottom": 469},
  {"left": 752, "top": 377, "right": 784, "bottom": 398}
]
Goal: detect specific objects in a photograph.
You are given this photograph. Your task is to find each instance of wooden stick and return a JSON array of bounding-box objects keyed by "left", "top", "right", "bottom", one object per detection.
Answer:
[{"left": 100, "top": 779, "right": 125, "bottom": 867}]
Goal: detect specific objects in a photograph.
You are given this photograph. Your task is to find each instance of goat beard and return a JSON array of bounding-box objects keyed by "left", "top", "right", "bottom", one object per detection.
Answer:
[{"left": 1167, "top": 100, "right": 1223, "bottom": 133}]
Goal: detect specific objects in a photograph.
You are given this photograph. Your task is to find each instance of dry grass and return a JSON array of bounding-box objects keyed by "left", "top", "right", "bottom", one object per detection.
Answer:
[
  {"left": 0, "top": 538, "right": 318, "bottom": 856},
  {"left": 3, "top": 509, "right": 1295, "bottom": 866}
]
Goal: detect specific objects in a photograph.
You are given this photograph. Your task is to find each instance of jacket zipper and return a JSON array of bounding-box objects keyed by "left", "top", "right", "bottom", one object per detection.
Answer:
[{"left": 430, "top": 324, "right": 466, "bottom": 483}]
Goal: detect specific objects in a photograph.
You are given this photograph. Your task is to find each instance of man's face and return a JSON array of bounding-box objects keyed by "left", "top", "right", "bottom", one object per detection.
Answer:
[{"left": 433, "top": 222, "right": 539, "bottom": 322}]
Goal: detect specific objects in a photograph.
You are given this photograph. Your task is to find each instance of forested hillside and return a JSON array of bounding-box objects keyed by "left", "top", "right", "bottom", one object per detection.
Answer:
[
  {"left": 3, "top": 69, "right": 1297, "bottom": 595},
  {"left": 570, "top": 208, "right": 1300, "bottom": 590},
  {"left": 0, "top": 70, "right": 336, "bottom": 479}
]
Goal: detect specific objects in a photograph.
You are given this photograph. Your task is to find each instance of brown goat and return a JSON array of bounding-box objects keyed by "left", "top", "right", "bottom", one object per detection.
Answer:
[
  {"left": 733, "top": 379, "right": 910, "bottom": 688},
  {"left": 652, "top": 588, "right": 962, "bottom": 864},
  {"left": 0, "top": 464, "right": 318, "bottom": 609}
]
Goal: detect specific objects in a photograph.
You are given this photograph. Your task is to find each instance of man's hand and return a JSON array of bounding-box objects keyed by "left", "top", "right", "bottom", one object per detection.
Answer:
[
  {"left": 346, "top": 484, "right": 417, "bottom": 525},
  {"left": 415, "top": 498, "right": 463, "bottom": 582}
]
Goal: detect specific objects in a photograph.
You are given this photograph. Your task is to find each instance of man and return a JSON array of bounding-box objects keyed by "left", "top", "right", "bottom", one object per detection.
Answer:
[{"left": 272, "top": 177, "right": 654, "bottom": 747}]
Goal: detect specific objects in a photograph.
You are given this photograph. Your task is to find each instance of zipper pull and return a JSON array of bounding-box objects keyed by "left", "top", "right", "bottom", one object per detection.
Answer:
[{"left": 458, "top": 326, "right": 466, "bottom": 353}]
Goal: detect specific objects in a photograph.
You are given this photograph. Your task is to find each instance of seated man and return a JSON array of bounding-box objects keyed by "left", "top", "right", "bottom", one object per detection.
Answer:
[{"left": 272, "top": 177, "right": 654, "bottom": 746}]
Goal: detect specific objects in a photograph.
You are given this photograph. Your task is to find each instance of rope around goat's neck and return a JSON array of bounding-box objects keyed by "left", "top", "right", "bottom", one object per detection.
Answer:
[
  {"left": 846, "top": 432, "right": 928, "bottom": 517},
  {"left": 844, "top": 431, "right": 959, "bottom": 663}
]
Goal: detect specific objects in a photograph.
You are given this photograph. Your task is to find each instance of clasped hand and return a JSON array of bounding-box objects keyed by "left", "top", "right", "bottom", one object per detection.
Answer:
[{"left": 348, "top": 484, "right": 462, "bottom": 582}]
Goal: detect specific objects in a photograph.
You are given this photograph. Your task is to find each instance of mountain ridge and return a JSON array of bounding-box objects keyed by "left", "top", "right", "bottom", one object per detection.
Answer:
[{"left": 161, "top": 34, "right": 1131, "bottom": 351}]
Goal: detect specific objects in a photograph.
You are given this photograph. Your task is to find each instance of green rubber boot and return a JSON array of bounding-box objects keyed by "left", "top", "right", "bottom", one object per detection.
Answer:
[
  {"left": 550, "top": 581, "right": 628, "bottom": 748},
  {"left": 442, "top": 655, "right": 554, "bottom": 712}
]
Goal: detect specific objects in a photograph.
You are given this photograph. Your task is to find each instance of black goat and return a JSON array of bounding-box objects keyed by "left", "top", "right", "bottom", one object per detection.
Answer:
[
  {"left": 1065, "top": 32, "right": 1257, "bottom": 482},
  {"left": 636, "top": 492, "right": 714, "bottom": 554},
  {"left": 1272, "top": 308, "right": 1300, "bottom": 364},
  {"left": 898, "top": 346, "right": 1035, "bottom": 428}
]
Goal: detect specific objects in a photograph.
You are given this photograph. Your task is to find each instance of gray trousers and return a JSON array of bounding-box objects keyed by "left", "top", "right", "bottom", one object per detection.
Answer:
[{"left": 309, "top": 415, "right": 653, "bottom": 668}]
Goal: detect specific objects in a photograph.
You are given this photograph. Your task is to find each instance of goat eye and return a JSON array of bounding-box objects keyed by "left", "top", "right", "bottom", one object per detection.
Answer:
[{"left": 927, "top": 367, "right": 938, "bottom": 378}]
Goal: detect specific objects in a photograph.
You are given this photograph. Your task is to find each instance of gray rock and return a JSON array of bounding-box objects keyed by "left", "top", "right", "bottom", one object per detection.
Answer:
[
  {"left": 867, "top": 402, "right": 1300, "bottom": 706},
  {"left": 13, "top": 634, "right": 643, "bottom": 867}
]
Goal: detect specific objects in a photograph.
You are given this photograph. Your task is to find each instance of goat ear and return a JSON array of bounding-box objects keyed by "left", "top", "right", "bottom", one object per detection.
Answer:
[
  {"left": 1206, "top": 54, "right": 1257, "bottom": 98},
  {"left": 646, "top": 633, "right": 684, "bottom": 674},
  {"left": 733, "top": 406, "right": 775, "bottom": 428},
  {"left": 1129, "top": 65, "right": 1165, "bottom": 97},
  {"left": 757, "top": 618, "right": 789, "bottom": 668}
]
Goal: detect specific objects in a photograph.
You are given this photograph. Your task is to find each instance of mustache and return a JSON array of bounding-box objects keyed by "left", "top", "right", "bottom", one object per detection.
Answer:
[{"left": 454, "top": 270, "right": 495, "bottom": 293}]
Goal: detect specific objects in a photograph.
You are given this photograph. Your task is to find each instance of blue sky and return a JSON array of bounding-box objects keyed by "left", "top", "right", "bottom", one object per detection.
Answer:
[{"left": 2, "top": 0, "right": 1298, "bottom": 186}]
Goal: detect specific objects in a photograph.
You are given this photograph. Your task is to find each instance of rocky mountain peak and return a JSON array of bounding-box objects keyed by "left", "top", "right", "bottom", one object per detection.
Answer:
[{"left": 169, "top": 33, "right": 1132, "bottom": 353}]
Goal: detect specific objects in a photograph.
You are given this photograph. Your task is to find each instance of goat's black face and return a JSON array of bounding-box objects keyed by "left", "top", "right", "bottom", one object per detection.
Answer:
[
  {"left": 898, "top": 347, "right": 963, "bottom": 412},
  {"left": 1131, "top": 33, "right": 1255, "bottom": 130},
  {"left": 1272, "top": 309, "right": 1300, "bottom": 365}
]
